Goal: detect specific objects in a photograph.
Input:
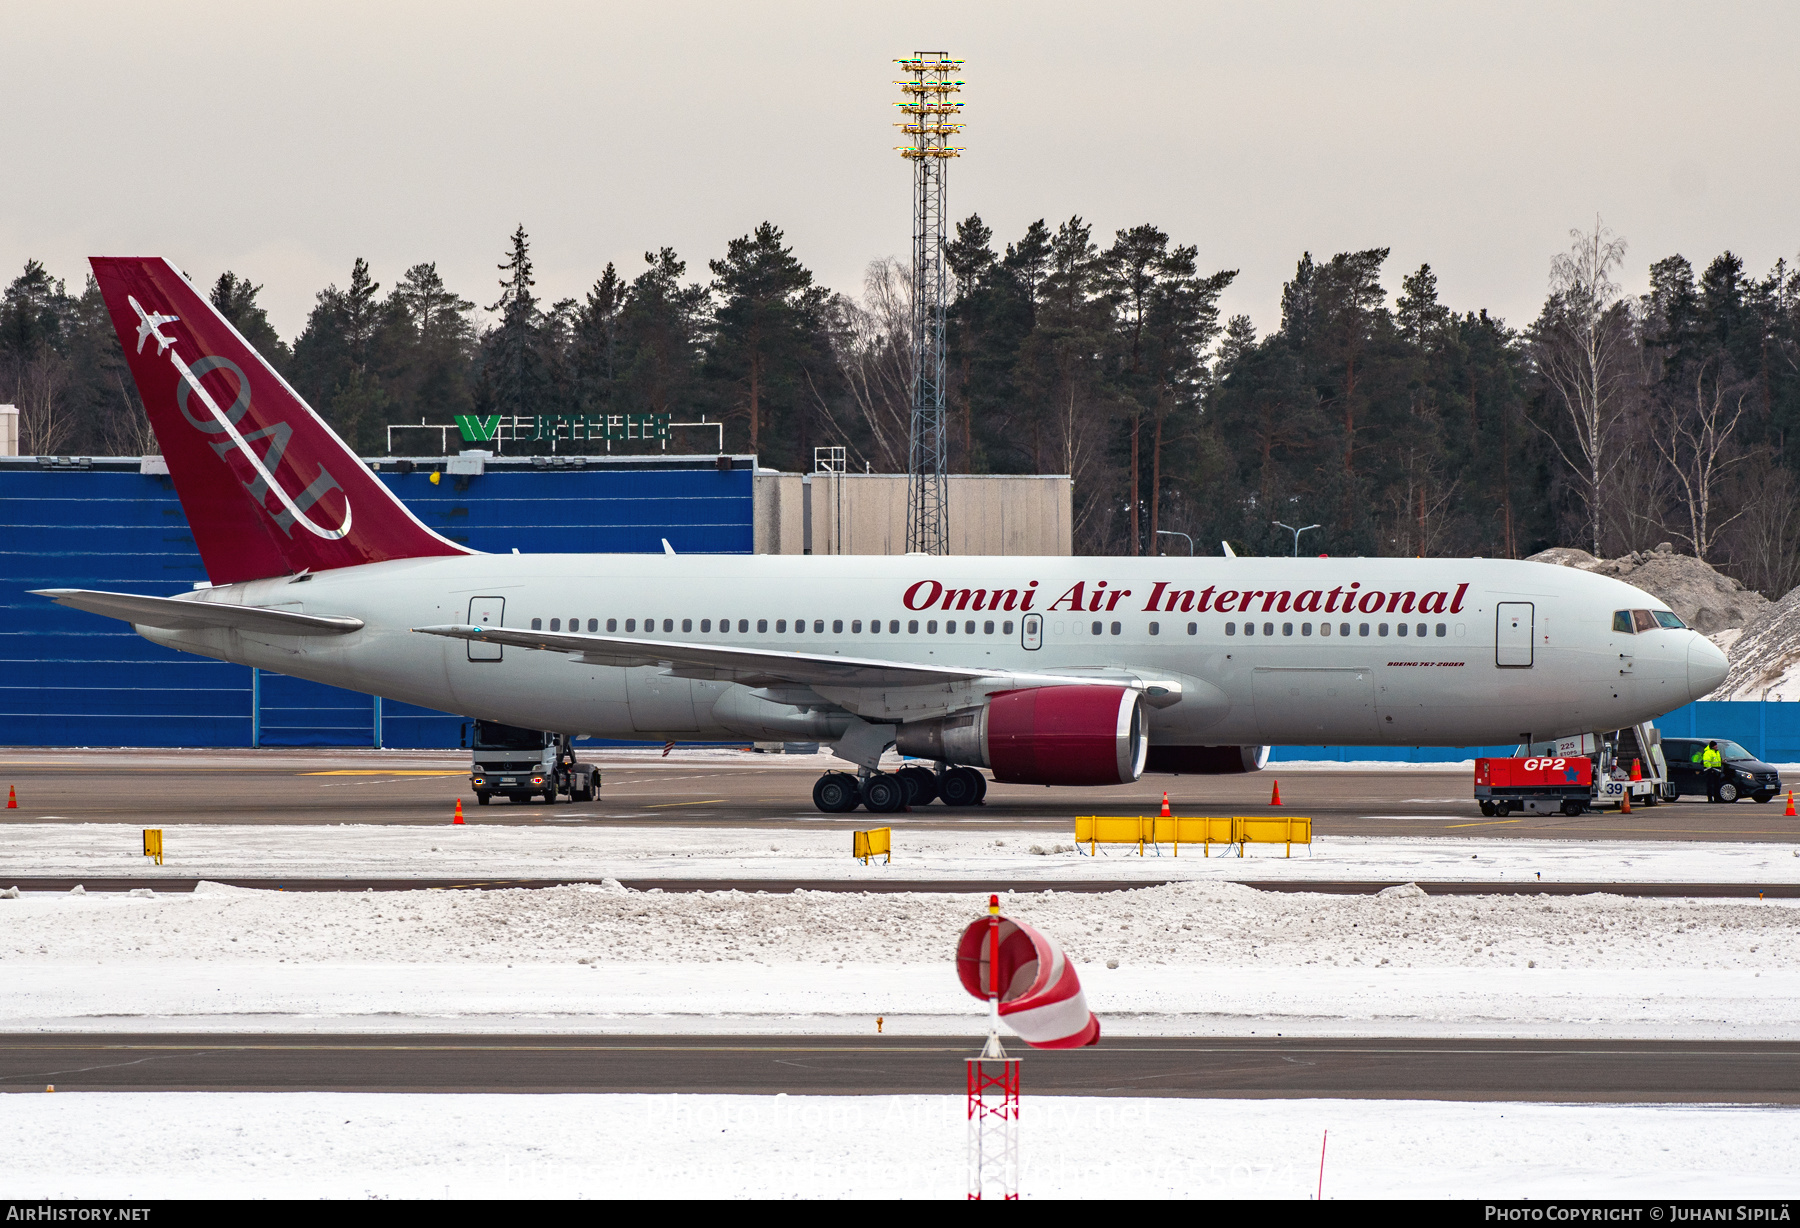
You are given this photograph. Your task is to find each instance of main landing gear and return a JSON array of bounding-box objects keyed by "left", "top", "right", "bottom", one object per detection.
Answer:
[{"left": 811, "top": 764, "right": 988, "bottom": 813}]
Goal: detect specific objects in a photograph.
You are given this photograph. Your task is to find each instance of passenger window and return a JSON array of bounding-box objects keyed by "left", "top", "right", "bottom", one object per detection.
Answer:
[
  {"left": 1243, "top": 622, "right": 1254, "bottom": 637},
  {"left": 892, "top": 620, "right": 902, "bottom": 633},
  {"left": 1613, "top": 610, "right": 1634, "bottom": 634},
  {"left": 756, "top": 619, "right": 767, "bottom": 633},
  {"left": 700, "top": 619, "right": 711, "bottom": 632},
  {"left": 1004, "top": 621, "right": 1015, "bottom": 634},
  {"left": 1225, "top": 622, "right": 1236, "bottom": 636},
  {"left": 568, "top": 616, "right": 578, "bottom": 631},
  {"left": 927, "top": 620, "right": 938, "bottom": 633},
  {"left": 965, "top": 620, "right": 975, "bottom": 634},
  {"left": 531, "top": 618, "right": 542, "bottom": 630},
  {"left": 1415, "top": 623, "right": 1426, "bottom": 637},
  {"left": 583, "top": 619, "right": 594, "bottom": 632},
  {"left": 1340, "top": 623, "right": 1351, "bottom": 636},
  {"left": 739, "top": 619, "right": 749, "bottom": 633},
  {"left": 550, "top": 619, "right": 561, "bottom": 631},
  {"left": 1397, "top": 623, "right": 1408, "bottom": 637},
  {"left": 1435, "top": 622, "right": 1446, "bottom": 637},
  {"left": 908, "top": 620, "right": 919, "bottom": 634},
  {"left": 814, "top": 620, "right": 824, "bottom": 634},
  {"left": 625, "top": 619, "right": 636, "bottom": 632},
  {"left": 1358, "top": 623, "right": 1369, "bottom": 636},
  {"left": 1262, "top": 622, "right": 1274, "bottom": 636},
  {"left": 662, "top": 619, "right": 673, "bottom": 633},
  {"left": 1318, "top": 622, "right": 1329, "bottom": 636},
  {"left": 776, "top": 620, "right": 787, "bottom": 633},
  {"left": 851, "top": 620, "right": 861, "bottom": 633},
  {"left": 869, "top": 619, "right": 880, "bottom": 633},
  {"left": 607, "top": 619, "right": 617, "bottom": 632},
  {"left": 1632, "top": 609, "right": 1657, "bottom": 633},
  {"left": 1110, "top": 621, "right": 1121, "bottom": 635},
  {"left": 1148, "top": 621, "right": 1159, "bottom": 636},
  {"left": 1378, "top": 623, "right": 1389, "bottom": 636},
  {"left": 1091, "top": 621, "right": 1103, "bottom": 635},
  {"left": 833, "top": 620, "right": 843, "bottom": 633},
  {"left": 1187, "top": 622, "right": 1197, "bottom": 635},
  {"left": 1283, "top": 622, "right": 1294, "bottom": 636},
  {"left": 681, "top": 619, "right": 692, "bottom": 633},
  {"left": 947, "top": 620, "right": 957, "bottom": 634},
  {"left": 984, "top": 620, "right": 995, "bottom": 634},
  {"left": 1301, "top": 623, "right": 1312, "bottom": 636}
]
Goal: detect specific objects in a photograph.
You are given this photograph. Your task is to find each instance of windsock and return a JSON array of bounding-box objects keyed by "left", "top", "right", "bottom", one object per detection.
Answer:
[{"left": 955, "top": 912, "right": 1099, "bottom": 1048}]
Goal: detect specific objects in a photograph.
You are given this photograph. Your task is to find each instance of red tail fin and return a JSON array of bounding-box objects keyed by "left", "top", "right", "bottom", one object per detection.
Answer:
[{"left": 90, "top": 256, "right": 472, "bottom": 583}]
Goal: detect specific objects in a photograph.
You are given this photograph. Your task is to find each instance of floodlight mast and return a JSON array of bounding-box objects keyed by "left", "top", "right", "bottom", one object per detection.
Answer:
[{"left": 895, "top": 53, "right": 963, "bottom": 556}]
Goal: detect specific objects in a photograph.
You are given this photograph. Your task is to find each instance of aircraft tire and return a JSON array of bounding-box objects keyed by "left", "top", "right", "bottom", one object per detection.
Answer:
[
  {"left": 938, "top": 767, "right": 984, "bottom": 807},
  {"left": 861, "top": 773, "right": 906, "bottom": 814},
  {"left": 813, "top": 771, "right": 862, "bottom": 813},
  {"left": 896, "top": 765, "right": 939, "bottom": 807}
]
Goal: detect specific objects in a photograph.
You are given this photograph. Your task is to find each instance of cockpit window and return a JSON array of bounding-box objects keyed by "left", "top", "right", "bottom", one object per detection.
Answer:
[
  {"left": 1612, "top": 610, "right": 1634, "bottom": 634},
  {"left": 1631, "top": 609, "right": 1659, "bottom": 633},
  {"left": 1654, "top": 610, "right": 1686, "bottom": 629}
]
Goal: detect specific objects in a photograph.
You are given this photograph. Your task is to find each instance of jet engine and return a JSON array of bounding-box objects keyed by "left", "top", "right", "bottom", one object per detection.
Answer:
[
  {"left": 1142, "top": 744, "right": 1270, "bottom": 775},
  {"left": 894, "top": 685, "right": 1147, "bottom": 786}
]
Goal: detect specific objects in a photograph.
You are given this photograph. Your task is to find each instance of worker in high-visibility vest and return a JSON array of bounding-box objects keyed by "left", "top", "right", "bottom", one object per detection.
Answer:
[{"left": 1692, "top": 740, "right": 1725, "bottom": 800}]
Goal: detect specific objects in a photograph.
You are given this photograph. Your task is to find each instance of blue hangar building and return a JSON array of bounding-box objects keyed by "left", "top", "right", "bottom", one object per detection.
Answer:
[{"left": 1, "top": 454, "right": 755, "bottom": 749}]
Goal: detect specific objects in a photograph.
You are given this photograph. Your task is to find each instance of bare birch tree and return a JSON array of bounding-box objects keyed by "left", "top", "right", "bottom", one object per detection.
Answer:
[
  {"left": 1652, "top": 358, "right": 1753, "bottom": 560},
  {"left": 819, "top": 258, "right": 912, "bottom": 472},
  {"left": 14, "top": 351, "right": 73, "bottom": 456},
  {"left": 1527, "top": 218, "right": 1634, "bottom": 555}
]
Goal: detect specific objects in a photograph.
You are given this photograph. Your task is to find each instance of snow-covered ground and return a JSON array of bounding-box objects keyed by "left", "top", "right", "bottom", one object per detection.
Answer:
[
  {"left": 4, "top": 878, "right": 1797, "bottom": 1036},
  {"left": 5, "top": 822, "right": 1800, "bottom": 885},
  {"left": 3, "top": 1092, "right": 1795, "bottom": 1199}
]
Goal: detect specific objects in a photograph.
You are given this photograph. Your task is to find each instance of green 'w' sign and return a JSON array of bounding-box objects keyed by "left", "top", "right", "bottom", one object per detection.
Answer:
[{"left": 454, "top": 414, "right": 500, "bottom": 443}]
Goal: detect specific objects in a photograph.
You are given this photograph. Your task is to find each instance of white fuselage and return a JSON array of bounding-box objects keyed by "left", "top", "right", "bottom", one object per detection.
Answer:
[{"left": 139, "top": 553, "right": 1727, "bottom": 751}]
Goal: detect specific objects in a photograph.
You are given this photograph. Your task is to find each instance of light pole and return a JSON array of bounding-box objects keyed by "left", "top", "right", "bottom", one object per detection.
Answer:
[
  {"left": 1155, "top": 530, "right": 1194, "bottom": 556},
  {"left": 1272, "top": 521, "right": 1320, "bottom": 557}
]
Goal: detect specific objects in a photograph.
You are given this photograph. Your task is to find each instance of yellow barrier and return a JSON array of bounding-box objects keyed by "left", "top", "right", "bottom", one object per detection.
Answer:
[
  {"left": 142, "top": 828, "right": 163, "bottom": 866},
  {"left": 853, "top": 826, "right": 891, "bottom": 865},
  {"left": 1074, "top": 815, "right": 1311, "bottom": 858}
]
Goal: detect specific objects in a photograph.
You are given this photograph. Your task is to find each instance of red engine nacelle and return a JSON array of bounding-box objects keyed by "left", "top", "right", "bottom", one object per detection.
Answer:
[{"left": 894, "top": 685, "right": 1147, "bottom": 786}]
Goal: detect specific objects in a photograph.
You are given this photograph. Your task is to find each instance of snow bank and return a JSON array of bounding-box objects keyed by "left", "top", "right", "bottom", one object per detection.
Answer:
[
  {"left": 4, "top": 823, "right": 1800, "bottom": 885},
  {"left": 4, "top": 1093, "right": 1795, "bottom": 1199},
  {"left": 4, "top": 879, "right": 1799, "bottom": 1036},
  {"left": 1527, "top": 545, "right": 1769, "bottom": 634}
]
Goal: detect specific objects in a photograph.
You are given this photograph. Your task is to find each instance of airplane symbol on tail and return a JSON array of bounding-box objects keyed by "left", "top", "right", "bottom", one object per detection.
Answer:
[{"left": 128, "top": 295, "right": 179, "bottom": 356}]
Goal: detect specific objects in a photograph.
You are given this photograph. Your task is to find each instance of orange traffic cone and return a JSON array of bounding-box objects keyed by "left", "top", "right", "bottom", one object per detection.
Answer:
[
  {"left": 1786, "top": 790, "right": 1795, "bottom": 817},
  {"left": 1621, "top": 788, "right": 1631, "bottom": 813},
  {"left": 453, "top": 799, "right": 465, "bottom": 825},
  {"left": 1270, "top": 780, "right": 1283, "bottom": 806},
  {"left": 5, "top": 786, "right": 14, "bottom": 809},
  {"left": 1160, "top": 791, "right": 1171, "bottom": 818},
  {"left": 1630, "top": 758, "right": 1642, "bottom": 781}
]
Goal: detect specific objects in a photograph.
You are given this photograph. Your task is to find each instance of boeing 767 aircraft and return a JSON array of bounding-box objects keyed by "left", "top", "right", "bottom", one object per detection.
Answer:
[{"left": 36, "top": 257, "right": 1729, "bottom": 812}]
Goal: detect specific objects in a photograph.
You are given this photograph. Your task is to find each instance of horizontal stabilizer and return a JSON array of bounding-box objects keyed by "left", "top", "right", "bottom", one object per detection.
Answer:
[
  {"left": 34, "top": 589, "right": 365, "bottom": 636},
  {"left": 412, "top": 623, "right": 995, "bottom": 687}
]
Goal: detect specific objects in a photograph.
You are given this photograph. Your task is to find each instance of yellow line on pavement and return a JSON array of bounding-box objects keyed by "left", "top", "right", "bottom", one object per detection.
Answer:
[
  {"left": 644, "top": 799, "right": 729, "bottom": 808},
  {"left": 1443, "top": 818, "right": 1524, "bottom": 828}
]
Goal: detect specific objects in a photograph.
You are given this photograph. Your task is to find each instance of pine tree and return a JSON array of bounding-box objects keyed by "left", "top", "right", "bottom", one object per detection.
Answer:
[
  {"left": 707, "top": 222, "right": 826, "bottom": 460},
  {"left": 486, "top": 225, "right": 546, "bottom": 420}
]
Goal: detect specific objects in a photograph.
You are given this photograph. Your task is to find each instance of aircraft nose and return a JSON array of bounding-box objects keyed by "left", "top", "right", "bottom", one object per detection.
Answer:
[{"left": 1687, "top": 635, "right": 1729, "bottom": 700}]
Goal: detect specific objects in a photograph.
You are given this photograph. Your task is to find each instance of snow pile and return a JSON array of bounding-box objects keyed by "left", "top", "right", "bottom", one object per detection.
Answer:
[
  {"left": 5, "top": 1093, "right": 1796, "bottom": 1199},
  {"left": 5, "top": 822, "right": 1800, "bottom": 886},
  {"left": 1527, "top": 544, "right": 1770, "bottom": 633},
  {"left": 5, "top": 877, "right": 1800, "bottom": 1036},
  {"left": 1711, "top": 582, "right": 1800, "bottom": 701}
]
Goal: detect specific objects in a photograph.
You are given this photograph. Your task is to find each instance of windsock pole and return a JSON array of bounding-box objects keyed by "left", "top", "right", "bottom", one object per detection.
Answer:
[{"left": 968, "top": 891, "right": 1020, "bottom": 1199}]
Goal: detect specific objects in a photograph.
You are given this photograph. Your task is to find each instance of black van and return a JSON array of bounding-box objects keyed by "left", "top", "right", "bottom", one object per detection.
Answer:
[{"left": 1661, "top": 738, "right": 1783, "bottom": 803}]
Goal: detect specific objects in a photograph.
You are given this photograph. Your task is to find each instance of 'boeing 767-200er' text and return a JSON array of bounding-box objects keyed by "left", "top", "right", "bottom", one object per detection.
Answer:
[{"left": 36, "top": 257, "right": 1729, "bottom": 812}]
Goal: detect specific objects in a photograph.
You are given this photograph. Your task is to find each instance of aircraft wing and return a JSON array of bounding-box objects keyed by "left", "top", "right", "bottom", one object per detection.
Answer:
[
  {"left": 412, "top": 623, "right": 999, "bottom": 688},
  {"left": 34, "top": 588, "right": 366, "bottom": 637}
]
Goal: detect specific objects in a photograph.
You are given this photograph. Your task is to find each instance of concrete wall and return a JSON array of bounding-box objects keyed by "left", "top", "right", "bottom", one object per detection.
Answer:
[
  {"left": 753, "top": 472, "right": 1071, "bottom": 556},
  {"left": 0, "top": 405, "right": 16, "bottom": 457}
]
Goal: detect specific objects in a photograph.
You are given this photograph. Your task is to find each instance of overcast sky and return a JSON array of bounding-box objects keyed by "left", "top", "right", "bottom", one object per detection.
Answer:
[{"left": 4, "top": 1, "right": 1796, "bottom": 341}]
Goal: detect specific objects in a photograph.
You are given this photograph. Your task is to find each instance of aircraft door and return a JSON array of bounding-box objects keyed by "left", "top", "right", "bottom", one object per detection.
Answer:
[
  {"left": 1496, "top": 602, "right": 1534, "bottom": 667},
  {"left": 1021, "top": 614, "right": 1042, "bottom": 650},
  {"left": 466, "top": 597, "right": 504, "bottom": 662}
]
